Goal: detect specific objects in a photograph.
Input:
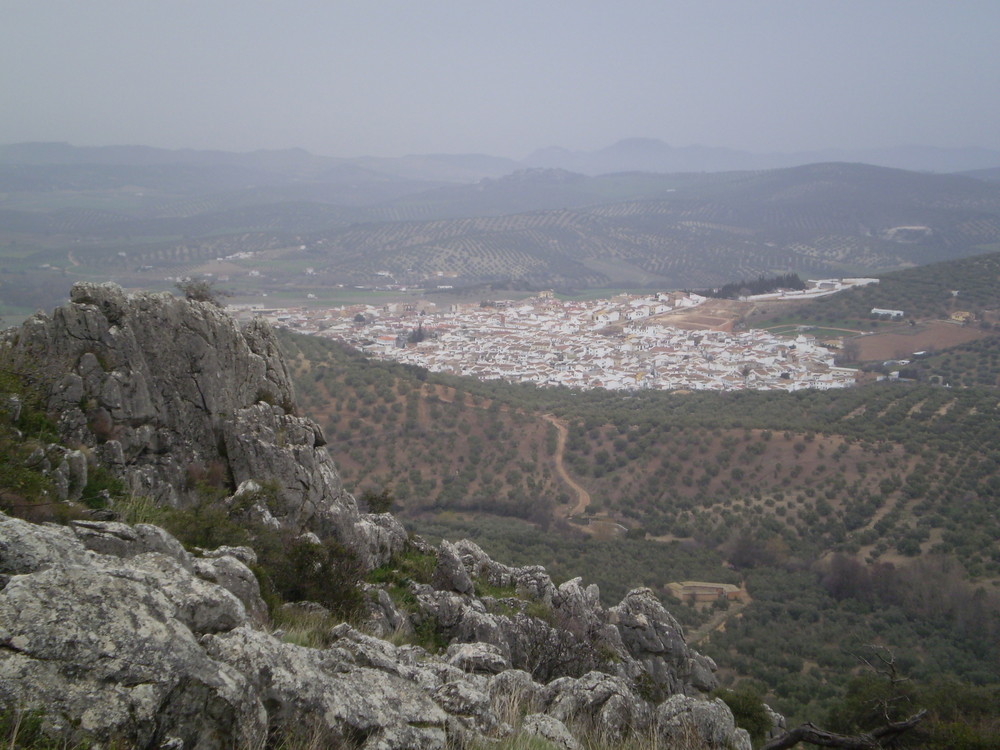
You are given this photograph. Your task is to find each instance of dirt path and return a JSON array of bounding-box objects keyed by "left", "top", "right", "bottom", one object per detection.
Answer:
[
  {"left": 767, "top": 325, "right": 865, "bottom": 335},
  {"left": 686, "top": 601, "right": 749, "bottom": 646},
  {"left": 542, "top": 414, "right": 591, "bottom": 517},
  {"left": 67, "top": 250, "right": 80, "bottom": 267}
]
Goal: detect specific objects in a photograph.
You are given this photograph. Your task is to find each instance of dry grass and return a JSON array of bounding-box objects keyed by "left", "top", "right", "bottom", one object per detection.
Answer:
[
  {"left": 271, "top": 605, "right": 342, "bottom": 649},
  {"left": 478, "top": 684, "right": 712, "bottom": 750}
]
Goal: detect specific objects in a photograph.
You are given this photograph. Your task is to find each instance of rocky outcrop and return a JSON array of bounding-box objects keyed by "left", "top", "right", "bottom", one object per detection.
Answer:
[
  {"left": 0, "top": 513, "right": 750, "bottom": 750},
  {"left": 203, "top": 627, "right": 451, "bottom": 749},
  {"left": 10, "top": 282, "right": 405, "bottom": 568},
  {"left": 0, "top": 514, "right": 268, "bottom": 749},
  {"left": 657, "top": 695, "right": 753, "bottom": 750},
  {"left": 1, "top": 287, "right": 757, "bottom": 749},
  {"left": 395, "top": 540, "right": 714, "bottom": 697}
]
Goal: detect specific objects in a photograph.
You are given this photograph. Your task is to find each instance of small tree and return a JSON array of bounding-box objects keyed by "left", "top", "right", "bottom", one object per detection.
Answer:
[
  {"left": 175, "top": 278, "right": 227, "bottom": 307},
  {"left": 407, "top": 324, "right": 426, "bottom": 344},
  {"left": 715, "top": 685, "right": 772, "bottom": 746},
  {"left": 360, "top": 487, "right": 395, "bottom": 514}
]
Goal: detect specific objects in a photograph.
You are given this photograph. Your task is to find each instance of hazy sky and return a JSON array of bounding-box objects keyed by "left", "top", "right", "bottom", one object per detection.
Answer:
[{"left": 3, "top": 1, "right": 999, "bottom": 159}]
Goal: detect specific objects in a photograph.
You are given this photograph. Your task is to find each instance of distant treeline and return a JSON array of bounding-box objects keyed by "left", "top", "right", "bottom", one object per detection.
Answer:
[{"left": 694, "top": 273, "right": 806, "bottom": 300}]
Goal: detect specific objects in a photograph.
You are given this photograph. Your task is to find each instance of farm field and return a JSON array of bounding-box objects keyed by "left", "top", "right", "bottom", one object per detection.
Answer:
[{"left": 854, "top": 320, "right": 991, "bottom": 361}]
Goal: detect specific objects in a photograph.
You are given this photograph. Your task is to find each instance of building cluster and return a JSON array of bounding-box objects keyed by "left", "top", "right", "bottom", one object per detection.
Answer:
[
  {"left": 246, "top": 289, "right": 858, "bottom": 392},
  {"left": 666, "top": 581, "right": 748, "bottom": 604}
]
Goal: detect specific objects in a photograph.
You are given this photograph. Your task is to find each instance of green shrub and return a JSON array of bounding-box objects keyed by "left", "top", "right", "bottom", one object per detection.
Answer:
[
  {"left": 411, "top": 615, "right": 448, "bottom": 653},
  {"left": 474, "top": 580, "right": 518, "bottom": 599},
  {"left": 367, "top": 547, "right": 437, "bottom": 589},
  {"left": 271, "top": 605, "right": 341, "bottom": 649},
  {"left": 175, "top": 278, "right": 227, "bottom": 307},
  {"left": 360, "top": 487, "right": 395, "bottom": 514},
  {"left": 161, "top": 500, "right": 252, "bottom": 550},
  {"left": 79, "top": 465, "right": 126, "bottom": 509},
  {"left": 714, "top": 685, "right": 772, "bottom": 745},
  {"left": 256, "top": 534, "right": 365, "bottom": 620},
  {"left": 0, "top": 707, "right": 67, "bottom": 750}
]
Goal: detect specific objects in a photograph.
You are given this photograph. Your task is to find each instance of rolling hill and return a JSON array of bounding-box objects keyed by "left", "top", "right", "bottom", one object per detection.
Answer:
[
  {"left": 274, "top": 309, "right": 1000, "bottom": 725},
  {"left": 4, "top": 144, "right": 1000, "bottom": 315},
  {"left": 290, "top": 163, "right": 1000, "bottom": 290}
]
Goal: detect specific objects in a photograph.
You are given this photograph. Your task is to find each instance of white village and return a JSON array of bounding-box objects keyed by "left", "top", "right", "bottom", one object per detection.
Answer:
[{"left": 240, "top": 279, "right": 877, "bottom": 391}]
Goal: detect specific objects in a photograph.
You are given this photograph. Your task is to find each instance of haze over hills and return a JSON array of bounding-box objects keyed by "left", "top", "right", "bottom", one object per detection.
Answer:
[
  {"left": 524, "top": 138, "right": 1000, "bottom": 176},
  {"left": 273, "top": 162, "right": 1000, "bottom": 291},
  {"left": 962, "top": 166, "right": 1000, "bottom": 184},
  {"left": 3, "top": 141, "right": 1000, "bottom": 317},
  {"left": 5, "top": 138, "right": 1000, "bottom": 183}
]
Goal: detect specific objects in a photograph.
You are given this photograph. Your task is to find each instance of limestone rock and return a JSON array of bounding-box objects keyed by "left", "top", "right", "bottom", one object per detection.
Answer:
[
  {"left": 11, "top": 283, "right": 404, "bottom": 568},
  {"left": 446, "top": 642, "right": 511, "bottom": 675},
  {"left": 0, "top": 562, "right": 265, "bottom": 749},
  {"left": 488, "top": 669, "right": 545, "bottom": 716},
  {"left": 50, "top": 448, "right": 87, "bottom": 502},
  {"left": 521, "top": 714, "right": 581, "bottom": 750},
  {"left": 610, "top": 587, "right": 712, "bottom": 694},
  {"left": 204, "top": 627, "right": 449, "bottom": 749},
  {"left": 0, "top": 513, "right": 92, "bottom": 574},
  {"left": 203, "top": 544, "right": 258, "bottom": 566},
  {"left": 110, "top": 553, "right": 248, "bottom": 634},
  {"left": 455, "top": 539, "right": 556, "bottom": 603},
  {"left": 543, "top": 671, "right": 651, "bottom": 743},
  {"left": 1, "top": 394, "right": 20, "bottom": 423},
  {"left": 193, "top": 553, "right": 269, "bottom": 627},
  {"left": 433, "top": 539, "right": 474, "bottom": 595},
  {"left": 0, "top": 502, "right": 761, "bottom": 750},
  {"left": 432, "top": 680, "right": 499, "bottom": 736},
  {"left": 764, "top": 702, "right": 788, "bottom": 741},
  {"left": 71, "top": 520, "right": 192, "bottom": 566},
  {"left": 656, "top": 694, "right": 751, "bottom": 750},
  {"left": 363, "top": 586, "right": 412, "bottom": 638}
]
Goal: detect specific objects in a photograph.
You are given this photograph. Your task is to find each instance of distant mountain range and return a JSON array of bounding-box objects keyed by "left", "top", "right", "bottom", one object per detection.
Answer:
[
  {"left": 524, "top": 138, "right": 1000, "bottom": 176},
  {"left": 3, "top": 141, "right": 1000, "bottom": 312},
  {"left": 4, "top": 139, "right": 1000, "bottom": 185},
  {"left": 285, "top": 162, "right": 1000, "bottom": 291}
]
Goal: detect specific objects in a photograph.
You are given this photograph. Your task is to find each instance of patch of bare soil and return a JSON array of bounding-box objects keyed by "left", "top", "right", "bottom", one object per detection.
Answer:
[
  {"left": 650, "top": 299, "right": 751, "bottom": 332},
  {"left": 856, "top": 320, "right": 989, "bottom": 361}
]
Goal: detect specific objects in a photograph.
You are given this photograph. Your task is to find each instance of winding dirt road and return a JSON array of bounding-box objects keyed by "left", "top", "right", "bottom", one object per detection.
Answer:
[{"left": 542, "top": 414, "right": 591, "bottom": 516}]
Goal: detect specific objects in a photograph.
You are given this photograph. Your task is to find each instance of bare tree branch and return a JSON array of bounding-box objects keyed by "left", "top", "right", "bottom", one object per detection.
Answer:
[
  {"left": 761, "top": 710, "right": 926, "bottom": 750},
  {"left": 845, "top": 644, "right": 913, "bottom": 724}
]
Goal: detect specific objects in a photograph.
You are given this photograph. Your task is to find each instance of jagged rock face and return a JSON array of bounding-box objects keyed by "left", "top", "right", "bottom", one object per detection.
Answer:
[
  {"left": 412, "top": 540, "right": 715, "bottom": 696},
  {"left": 1, "top": 514, "right": 752, "bottom": 750},
  {"left": 203, "top": 628, "right": 451, "bottom": 749},
  {"left": 17, "top": 284, "right": 293, "bottom": 491},
  {"left": 11, "top": 282, "right": 405, "bottom": 567},
  {"left": 610, "top": 587, "right": 720, "bottom": 696},
  {"left": 0, "top": 514, "right": 268, "bottom": 749}
]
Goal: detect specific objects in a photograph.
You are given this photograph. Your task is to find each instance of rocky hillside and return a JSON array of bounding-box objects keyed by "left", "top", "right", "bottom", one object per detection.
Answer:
[
  {"left": 7, "top": 282, "right": 405, "bottom": 569},
  {"left": 0, "top": 284, "right": 758, "bottom": 749}
]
